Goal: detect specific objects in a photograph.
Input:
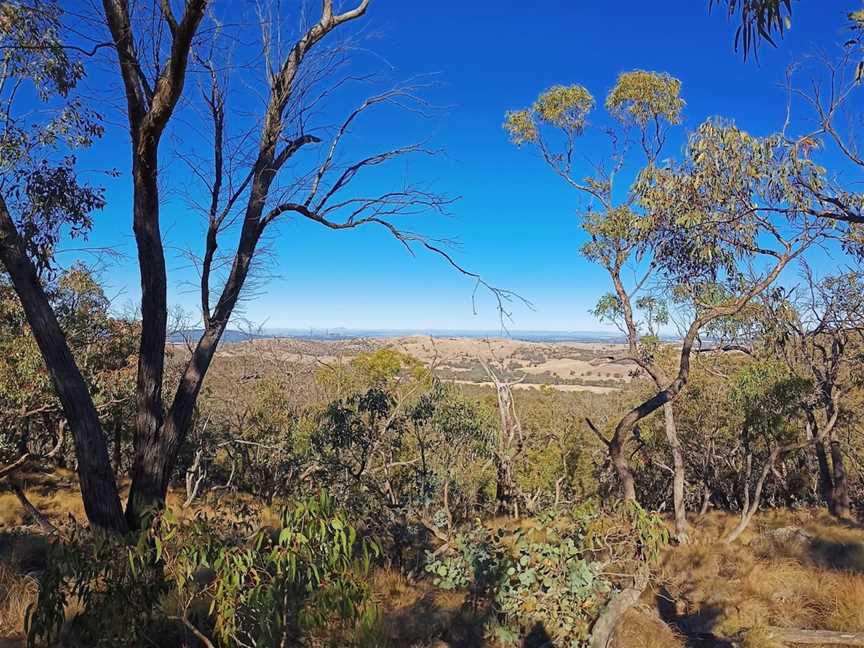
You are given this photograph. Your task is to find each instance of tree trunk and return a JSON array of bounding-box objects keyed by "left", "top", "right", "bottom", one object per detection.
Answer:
[
  {"left": 765, "top": 627, "right": 864, "bottom": 645},
  {"left": 113, "top": 420, "right": 122, "bottom": 474},
  {"left": 126, "top": 326, "right": 224, "bottom": 524},
  {"left": 495, "top": 460, "right": 517, "bottom": 516},
  {"left": 724, "top": 442, "right": 809, "bottom": 544},
  {"left": 814, "top": 438, "right": 835, "bottom": 512},
  {"left": 608, "top": 434, "right": 637, "bottom": 502},
  {"left": 805, "top": 413, "right": 835, "bottom": 514},
  {"left": 0, "top": 199, "right": 126, "bottom": 533},
  {"left": 829, "top": 440, "right": 852, "bottom": 519},
  {"left": 662, "top": 403, "right": 688, "bottom": 540},
  {"left": 589, "top": 566, "right": 648, "bottom": 648},
  {"left": 125, "top": 146, "right": 169, "bottom": 528},
  {"left": 100, "top": 0, "right": 209, "bottom": 530}
]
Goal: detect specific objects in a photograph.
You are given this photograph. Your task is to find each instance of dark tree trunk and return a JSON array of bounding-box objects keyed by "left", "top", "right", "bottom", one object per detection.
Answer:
[
  {"left": 100, "top": 0, "right": 208, "bottom": 530},
  {"left": 17, "top": 416, "right": 30, "bottom": 457},
  {"left": 113, "top": 419, "right": 122, "bottom": 475},
  {"left": 126, "top": 325, "right": 225, "bottom": 524},
  {"left": 125, "top": 147, "right": 169, "bottom": 528},
  {"left": 814, "top": 437, "right": 835, "bottom": 512},
  {"left": 0, "top": 198, "right": 127, "bottom": 533},
  {"left": 829, "top": 440, "right": 852, "bottom": 518}
]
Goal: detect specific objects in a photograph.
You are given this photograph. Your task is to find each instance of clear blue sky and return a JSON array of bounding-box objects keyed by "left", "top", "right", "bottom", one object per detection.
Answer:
[{"left": 64, "top": 0, "right": 854, "bottom": 332}]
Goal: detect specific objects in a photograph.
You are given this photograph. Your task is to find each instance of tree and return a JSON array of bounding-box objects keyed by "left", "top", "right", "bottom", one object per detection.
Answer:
[
  {"left": 505, "top": 73, "right": 827, "bottom": 523},
  {"left": 0, "top": 266, "right": 136, "bottom": 469},
  {"left": 0, "top": 1, "right": 127, "bottom": 531},
  {"left": 505, "top": 72, "right": 693, "bottom": 536},
  {"left": 722, "top": 359, "right": 811, "bottom": 543},
  {"left": 760, "top": 271, "right": 864, "bottom": 518},
  {"left": 3, "top": 0, "right": 509, "bottom": 531},
  {"left": 481, "top": 359, "right": 525, "bottom": 517}
]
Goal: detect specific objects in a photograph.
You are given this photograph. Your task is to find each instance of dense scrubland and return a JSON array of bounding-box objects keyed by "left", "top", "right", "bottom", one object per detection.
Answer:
[
  {"left": 4, "top": 0, "right": 864, "bottom": 647},
  {"left": 3, "top": 282, "right": 864, "bottom": 647}
]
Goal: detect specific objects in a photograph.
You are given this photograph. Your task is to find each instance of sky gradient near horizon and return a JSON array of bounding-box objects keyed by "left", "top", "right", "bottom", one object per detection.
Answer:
[{"left": 61, "top": 0, "right": 855, "bottom": 332}]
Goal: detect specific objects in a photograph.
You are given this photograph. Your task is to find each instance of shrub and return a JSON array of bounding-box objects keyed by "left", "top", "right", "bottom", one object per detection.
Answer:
[
  {"left": 425, "top": 503, "right": 668, "bottom": 646},
  {"left": 27, "top": 493, "right": 379, "bottom": 647}
]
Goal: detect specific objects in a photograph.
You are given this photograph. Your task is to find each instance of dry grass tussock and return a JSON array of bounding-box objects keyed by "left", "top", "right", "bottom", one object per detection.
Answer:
[
  {"left": 0, "top": 562, "right": 36, "bottom": 641},
  {"left": 653, "top": 508, "right": 864, "bottom": 647},
  {"left": 361, "top": 568, "right": 483, "bottom": 647}
]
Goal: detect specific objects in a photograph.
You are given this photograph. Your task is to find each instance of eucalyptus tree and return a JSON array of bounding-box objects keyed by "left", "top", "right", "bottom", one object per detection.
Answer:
[
  {"left": 3, "top": 0, "right": 507, "bottom": 531},
  {"left": 114, "top": 0, "right": 514, "bottom": 525},
  {"left": 723, "top": 358, "right": 812, "bottom": 543},
  {"left": 505, "top": 73, "right": 828, "bottom": 527},
  {"left": 760, "top": 271, "right": 864, "bottom": 518},
  {"left": 0, "top": 1, "right": 129, "bottom": 530},
  {"left": 505, "top": 71, "right": 694, "bottom": 537},
  {"left": 505, "top": 72, "right": 694, "bottom": 536}
]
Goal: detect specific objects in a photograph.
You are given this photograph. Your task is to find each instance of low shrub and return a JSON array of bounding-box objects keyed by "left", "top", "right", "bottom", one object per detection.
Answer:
[
  {"left": 425, "top": 502, "right": 668, "bottom": 646},
  {"left": 26, "top": 492, "right": 379, "bottom": 647}
]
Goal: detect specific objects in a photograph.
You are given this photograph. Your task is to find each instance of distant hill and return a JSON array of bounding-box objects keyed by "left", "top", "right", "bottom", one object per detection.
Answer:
[
  {"left": 256, "top": 328, "right": 630, "bottom": 344},
  {"left": 169, "top": 328, "right": 677, "bottom": 345},
  {"left": 168, "top": 329, "right": 267, "bottom": 344}
]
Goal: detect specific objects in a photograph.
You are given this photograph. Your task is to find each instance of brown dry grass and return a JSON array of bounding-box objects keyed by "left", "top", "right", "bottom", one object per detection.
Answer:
[
  {"left": 611, "top": 605, "right": 684, "bottom": 648},
  {"left": 654, "top": 508, "right": 864, "bottom": 647},
  {"left": 362, "top": 568, "right": 480, "bottom": 647},
  {"left": 4, "top": 473, "right": 864, "bottom": 648},
  {"left": 0, "top": 562, "right": 36, "bottom": 640}
]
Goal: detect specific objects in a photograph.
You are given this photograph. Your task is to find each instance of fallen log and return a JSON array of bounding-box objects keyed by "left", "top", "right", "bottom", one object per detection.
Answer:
[
  {"left": 589, "top": 567, "right": 649, "bottom": 648},
  {"left": 766, "top": 626, "right": 864, "bottom": 646},
  {"left": 10, "top": 481, "right": 58, "bottom": 534},
  {"left": 0, "top": 453, "right": 57, "bottom": 534}
]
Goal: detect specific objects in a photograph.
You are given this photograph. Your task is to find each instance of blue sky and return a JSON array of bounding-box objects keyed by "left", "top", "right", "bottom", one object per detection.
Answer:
[{"left": 63, "top": 0, "right": 854, "bottom": 332}]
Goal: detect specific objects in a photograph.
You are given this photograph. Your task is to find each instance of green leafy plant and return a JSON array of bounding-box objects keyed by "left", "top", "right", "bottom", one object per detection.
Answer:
[
  {"left": 426, "top": 503, "right": 668, "bottom": 646},
  {"left": 27, "top": 493, "right": 380, "bottom": 647}
]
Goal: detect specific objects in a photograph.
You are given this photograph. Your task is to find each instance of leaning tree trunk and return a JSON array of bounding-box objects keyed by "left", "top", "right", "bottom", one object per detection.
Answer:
[
  {"left": 589, "top": 566, "right": 649, "bottom": 648},
  {"left": 0, "top": 198, "right": 127, "bottom": 533},
  {"left": 724, "top": 441, "right": 809, "bottom": 544},
  {"left": 608, "top": 433, "right": 637, "bottom": 502}
]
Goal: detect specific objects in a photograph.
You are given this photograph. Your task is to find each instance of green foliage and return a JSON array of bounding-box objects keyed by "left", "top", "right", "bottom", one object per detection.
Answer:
[
  {"left": 502, "top": 109, "right": 539, "bottom": 146},
  {"left": 581, "top": 206, "right": 645, "bottom": 266},
  {"left": 0, "top": 266, "right": 136, "bottom": 463},
  {"left": 731, "top": 359, "right": 810, "bottom": 443},
  {"left": 709, "top": 0, "right": 792, "bottom": 59},
  {"left": 425, "top": 523, "right": 504, "bottom": 593},
  {"left": 504, "top": 84, "right": 594, "bottom": 146},
  {"left": 28, "top": 494, "right": 379, "bottom": 647},
  {"left": 0, "top": 1, "right": 106, "bottom": 272},
  {"left": 637, "top": 119, "right": 824, "bottom": 285},
  {"left": 25, "top": 526, "right": 163, "bottom": 647},
  {"left": 350, "top": 348, "right": 428, "bottom": 388},
  {"left": 198, "top": 493, "right": 378, "bottom": 646},
  {"left": 532, "top": 84, "right": 595, "bottom": 131},
  {"left": 605, "top": 70, "right": 684, "bottom": 127},
  {"left": 426, "top": 503, "right": 668, "bottom": 646}
]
